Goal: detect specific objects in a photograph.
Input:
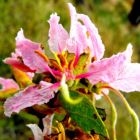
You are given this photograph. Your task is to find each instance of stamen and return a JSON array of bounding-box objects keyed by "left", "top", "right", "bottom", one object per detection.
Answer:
[
  {"left": 91, "top": 56, "right": 97, "bottom": 62},
  {"left": 89, "top": 134, "right": 95, "bottom": 140},
  {"left": 56, "top": 121, "right": 66, "bottom": 140},
  {"left": 57, "top": 54, "right": 68, "bottom": 68},
  {"left": 52, "top": 52, "right": 64, "bottom": 70},
  {"left": 34, "top": 50, "right": 49, "bottom": 62},
  {"left": 68, "top": 59, "right": 75, "bottom": 70},
  {"left": 73, "top": 46, "right": 79, "bottom": 67},
  {"left": 49, "top": 59, "right": 63, "bottom": 71},
  {"left": 101, "top": 91, "right": 117, "bottom": 140}
]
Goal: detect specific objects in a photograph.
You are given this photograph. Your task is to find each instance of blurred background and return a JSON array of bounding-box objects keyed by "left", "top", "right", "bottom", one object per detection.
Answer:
[{"left": 0, "top": 0, "right": 140, "bottom": 139}]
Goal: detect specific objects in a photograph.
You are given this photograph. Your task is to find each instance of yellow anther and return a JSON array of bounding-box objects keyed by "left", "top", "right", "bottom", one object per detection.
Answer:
[{"left": 86, "top": 31, "right": 90, "bottom": 38}]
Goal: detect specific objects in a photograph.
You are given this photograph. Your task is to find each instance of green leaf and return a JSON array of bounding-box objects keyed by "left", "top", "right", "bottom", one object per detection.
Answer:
[{"left": 59, "top": 90, "right": 109, "bottom": 138}]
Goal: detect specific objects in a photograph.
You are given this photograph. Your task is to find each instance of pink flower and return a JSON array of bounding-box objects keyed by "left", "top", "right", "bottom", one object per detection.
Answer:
[
  {"left": 4, "top": 3, "right": 140, "bottom": 118},
  {"left": 87, "top": 44, "right": 140, "bottom": 92}
]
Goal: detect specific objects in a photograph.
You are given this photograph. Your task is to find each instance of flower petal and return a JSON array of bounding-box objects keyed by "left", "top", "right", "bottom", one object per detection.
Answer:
[
  {"left": 68, "top": 3, "right": 105, "bottom": 60},
  {"left": 43, "top": 114, "right": 54, "bottom": 136},
  {"left": 27, "top": 124, "right": 43, "bottom": 140},
  {"left": 88, "top": 53, "right": 127, "bottom": 85},
  {"left": 87, "top": 45, "right": 139, "bottom": 92},
  {"left": 77, "top": 14, "right": 105, "bottom": 60},
  {"left": 67, "top": 4, "right": 87, "bottom": 54},
  {"left": 4, "top": 50, "right": 34, "bottom": 72},
  {"left": 16, "top": 29, "right": 50, "bottom": 73},
  {"left": 110, "top": 63, "right": 140, "bottom": 92},
  {"left": 4, "top": 82, "right": 59, "bottom": 117},
  {"left": 48, "top": 13, "right": 69, "bottom": 53},
  {"left": 0, "top": 78, "right": 19, "bottom": 91},
  {"left": 12, "top": 67, "right": 33, "bottom": 87}
]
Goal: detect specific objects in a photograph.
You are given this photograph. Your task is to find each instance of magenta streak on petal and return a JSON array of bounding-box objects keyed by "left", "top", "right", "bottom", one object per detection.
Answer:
[
  {"left": 75, "top": 72, "right": 93, "bottom": 79},
  {"left": 51, "top": 69, "right": 62, "bottom": 78},
  {"left": 73, "top": 44, "right": 80, "bottom": 67},
  {"left": 44, "top": 64, "right": 56, "bottom": 77},
  {"left": 4, "top": 58, "right": 35, "bottom": 72}
]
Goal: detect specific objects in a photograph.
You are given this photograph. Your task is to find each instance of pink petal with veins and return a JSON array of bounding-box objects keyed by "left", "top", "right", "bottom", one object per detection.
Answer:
[
  {"left": 4, "top": 57, "right": 35, "bottom": 72},
  {"left": 48, "top": 13, "right": 69, "bottom": 53},
  {"left": 68, "top": 4, "right": 87, "bottom": 54},
  {"left": 68, "top": 3, "right": 104, "bottom": 60},
  {"left": 0, "top": 78, "right": 19, "bottom": 91},
  {"left": 16, "top": 29, "right": 50, "bottom": 73},
  {"left": 4, "top": 48, "right": 35, "bottom": 72},
  {"left": 88, "top": 53, "right": 126, "bottom": 85},
  {"left": 110, "top": 63, "right": 140, "bottom": 92},
  {"left": 77, "top": 13, "right": 105, "bottom": 60},
  {"left": 4, "top": 29, "right": 51, "bottom": 73},
  {"left": 88, "top": 44, "right": 140, "bottom": 92},
  {"left": 4, "top": 82, "right": 59, "bottom": 117}
]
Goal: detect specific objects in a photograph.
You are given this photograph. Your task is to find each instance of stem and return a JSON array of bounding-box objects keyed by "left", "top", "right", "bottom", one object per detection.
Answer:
[
  {"left": 101, "top": 91, "right": 117, "bottom": 140},
  {"left": 102, "top": 86, "right": 139, "bottom": 140},
  {"left": 60, "top": 74, "right": 82, "bottom": 104},
  {"left": 91, "top": 92, "right": 96, "bottom": 106}
]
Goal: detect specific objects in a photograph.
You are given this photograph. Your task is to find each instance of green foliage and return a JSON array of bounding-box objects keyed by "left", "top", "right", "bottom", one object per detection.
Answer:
[
  {"left": 0, "top": 113, "right": 38, "bottom": 140},
  {"left": 59, "top": 90, "right": 109, "bottom": 138}
]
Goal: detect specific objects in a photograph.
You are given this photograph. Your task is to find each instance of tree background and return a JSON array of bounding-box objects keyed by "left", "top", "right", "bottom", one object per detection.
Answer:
[{"left": 0, "top": 0, "right": 140, "bottom": 139}]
